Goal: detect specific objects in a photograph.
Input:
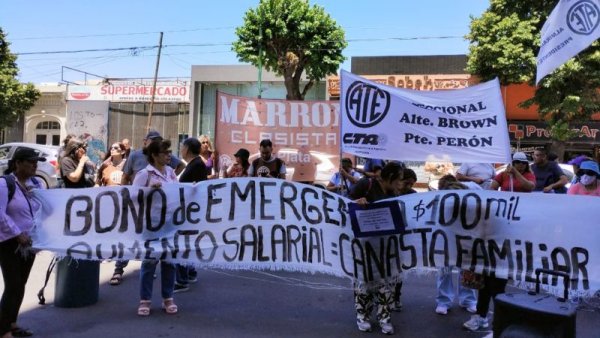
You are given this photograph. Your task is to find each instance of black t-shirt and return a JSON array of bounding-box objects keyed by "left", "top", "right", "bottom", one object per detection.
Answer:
[
  {"left": 60, "top": 156, "right": 92, "bottom": 188},
  {"left": 350, "top": 177, "right": 395, "bottom": 202},
  {"left": 179, "top": 157, "right": 208, "bottom": 183}
]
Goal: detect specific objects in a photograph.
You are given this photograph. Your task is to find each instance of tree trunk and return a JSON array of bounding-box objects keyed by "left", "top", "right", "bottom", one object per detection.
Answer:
[
  {"left": 549, "top": 140, "right": 566, "bottom": 162},
  {"left": 284, "top": 75, "right": 302, "bottom": 100}
]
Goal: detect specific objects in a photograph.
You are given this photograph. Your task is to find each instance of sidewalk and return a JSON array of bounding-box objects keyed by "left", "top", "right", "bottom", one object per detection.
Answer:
[{"left": 7, "top": 251, "right": 599, "bottom": 337}]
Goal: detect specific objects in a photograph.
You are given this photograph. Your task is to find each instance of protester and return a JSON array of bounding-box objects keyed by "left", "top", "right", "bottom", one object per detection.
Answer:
[
  {"left": 567, "top": 155, "right": 591, "bottom": 184},
  {"left": 174, "top": 137, "right": 208, "bottom": 293},
  {"left": 390, "top": 168, "right": 419, "bottom": 313},
  {"left": 349, "top": 162, "right": 404, "bottom": 335},
  {"left": 111, "top": 130, "right": 185, "bottom": 286},
  {"left": 489, "top": 152, "right": 535, "bottom": 192},
  {"left": 567, "top": 160, "right": 600, "bottom": 196},
  {"left": 434, "top": 175, "right": 477, "bottom": 316},
  {"left": 455, "top": 162, "right": 495, "bottom": 190},
  {"left": 0, "top": 149, "right": 45, "bottom": 338},
  {"left": 121, "top": 138, "right": 131, "bottom": 159},
  {"left": 96, "top": 142, "right": 127, "bottom": 186},
  {"left": 531, "top": 148, "right": 568, "bottom": 193},
  {"left": 464, "top": 153, "right": 535, "bottom": 331},
  {"left": 198, "top": 135, "right": 218, "bottom": 179},
  {"left": 60, "top": 139, "right": 95, "bottom": 188},
  {"left": 326, "top": 157, "right": 361, "bottom": 196},
  {"left": 225, "top": 148, "right": 250, "bottom": 178},
  {"left": 248, "top": 139, "right": 286, "bottom": 179},
  {"left": 133, "top": 139, "right": 178, "bottom": 316}
]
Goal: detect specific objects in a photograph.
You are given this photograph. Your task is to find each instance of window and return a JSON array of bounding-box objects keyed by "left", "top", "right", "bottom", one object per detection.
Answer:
[{"left": 36, "top": 121, "right": 60, "bottom": 130}]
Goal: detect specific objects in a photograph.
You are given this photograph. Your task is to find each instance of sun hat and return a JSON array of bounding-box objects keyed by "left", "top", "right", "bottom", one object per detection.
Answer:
[
  {"left": 512, "top": 152, "right": 528, "bottom": 162},
  {"left": 579, "top": 161, "right": 600, "bottom": 176},
  {"left": 13, "top": 148, "right": 46, "bottom": 162}
]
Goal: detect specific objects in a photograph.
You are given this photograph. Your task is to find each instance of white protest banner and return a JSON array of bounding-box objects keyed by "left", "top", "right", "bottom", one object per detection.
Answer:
[
  {"left": 340, "top": 71, "right": 511, "bottom": 163},
  {"left": 31, "top": 179, "right": 599, "bottom": 297},
  {"left": 536, "top": 0, "right": 600, "bottom": 84}
]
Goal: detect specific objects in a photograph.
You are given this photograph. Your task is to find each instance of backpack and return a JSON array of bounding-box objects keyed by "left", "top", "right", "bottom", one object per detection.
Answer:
[{"left": 1, "top": 175, "right": 41, "bottom": 203}]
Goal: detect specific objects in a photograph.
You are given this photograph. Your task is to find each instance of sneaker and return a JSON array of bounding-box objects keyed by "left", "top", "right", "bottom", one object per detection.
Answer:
[
  {"left": 435, "top": 305, "right": 448, "bottom": 315},
  {"left": 391, "top": 300, "right": 402, "bottom": 312},
  {"left": 187, "top": 276, "right": 198, "bottom": 283},
  {"left": 356, "top": 319, "right": 372, "bottom": 332},
  {"left": 463, "top": 315, "right": 489, "bottom": 331},
  {"left": 173, "top": 283, "right": 189, "bottom": 293},
  {"left": 380, "top": 322, "right": 394, "bottom": 335},
  {"left": 462, "top": 304, "right": 477, "bottom": 314}
]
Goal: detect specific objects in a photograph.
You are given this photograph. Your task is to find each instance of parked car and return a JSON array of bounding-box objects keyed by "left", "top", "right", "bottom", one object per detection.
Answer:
[{"left": 0, "top": 142, "right": 61, "bottom": 188}]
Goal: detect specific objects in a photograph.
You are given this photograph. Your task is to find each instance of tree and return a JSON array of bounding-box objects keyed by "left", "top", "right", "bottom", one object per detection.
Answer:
[
  {"left": 0, "top": 28, "right": 40, "bottom": 129},
  {"left": 233, "top": 0, "right": 347, "bottom": 100},
  {"left": 466, "top": 0, "right": 600, "bottom": 159}
]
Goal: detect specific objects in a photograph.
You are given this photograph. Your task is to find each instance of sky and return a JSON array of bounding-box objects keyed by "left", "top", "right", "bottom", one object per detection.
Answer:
[{"left": 0, "top": 1, "right": 490, "bottom": 84}]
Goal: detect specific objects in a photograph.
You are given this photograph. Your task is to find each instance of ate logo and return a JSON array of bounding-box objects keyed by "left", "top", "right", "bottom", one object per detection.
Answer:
[
  {"left": 345, "top": 81, "right": 390, "bottom": 128},
  {"left": 567, "top": 0, "right": 600, "bottom": 35}
]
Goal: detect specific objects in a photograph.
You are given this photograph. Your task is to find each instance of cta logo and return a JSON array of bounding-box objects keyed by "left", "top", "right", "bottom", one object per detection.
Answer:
[
  {"left": 567, "top": 0, "right": 600, "bottom": 35},
  {"left": 345, "top": 81, "right": 390, "bottom": 127},
  {"left": 343, "top": 133, "right": 379, "bottom": 145}
]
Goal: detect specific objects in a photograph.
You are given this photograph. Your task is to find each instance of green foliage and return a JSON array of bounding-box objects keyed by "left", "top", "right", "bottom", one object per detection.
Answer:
[
  {"left": 233, "top": 0, "right": 346, "bottom": 100},
  {"left": 0, "top": 28, "right": 40, "bottom": 129},
  {"left": 466, "top": 0, "right": 600, "bottom": 132}
]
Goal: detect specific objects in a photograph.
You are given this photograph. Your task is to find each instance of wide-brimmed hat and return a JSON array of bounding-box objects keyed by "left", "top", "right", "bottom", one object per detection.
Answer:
[
  {"left": 234, "top": 148, "right": 250, "bottom": 160},
  {"left": 579, "top": 161, "right": 600, "bottom": 176},
  {"left": 13, "top": 148, "right": 46, "bottom": 162},
  {"left": 512, "top": 152, "right": 528, "bottom": 162}
]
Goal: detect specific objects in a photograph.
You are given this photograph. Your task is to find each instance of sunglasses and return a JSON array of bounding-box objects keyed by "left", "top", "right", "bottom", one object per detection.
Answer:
[
  {"left": 110, "top": 146, "right": 121, "bottom": 150},
  {"left": 578, "top": 169, "right": 597, "bottom": 176}
]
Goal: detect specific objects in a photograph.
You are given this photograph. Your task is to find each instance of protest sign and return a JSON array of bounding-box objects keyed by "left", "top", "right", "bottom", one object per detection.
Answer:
[
  {"left": 31, "top": 180, "right": 599, "bottom": 297},
  {"left": 340, "top": 71, "right": 512, "bottom": 163},
  {"left": 536, "top": 0, "right": 600, "bottom": 84}
]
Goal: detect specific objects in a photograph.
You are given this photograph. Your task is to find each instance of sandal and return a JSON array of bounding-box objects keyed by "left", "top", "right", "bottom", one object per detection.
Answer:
[
  {"left": 162, "top": 298, "right": 178, "bottom": 314},
  {"left": 11, "top": 327, "right": 33, "bottom": 337},
  {"left": 137, "top": 300, "right": 151, "bottom": 316},
  {"left": 110, "top": 273, "right": 123, "bottom": 286}
]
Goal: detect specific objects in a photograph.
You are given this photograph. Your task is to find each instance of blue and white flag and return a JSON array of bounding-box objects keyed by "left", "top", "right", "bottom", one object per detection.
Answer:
[
  {"left": 340, "top": 70, "right": 511, "bottom": 164},
  {"left": 536, "top": 0, "right": 600, "bottom": 84}
]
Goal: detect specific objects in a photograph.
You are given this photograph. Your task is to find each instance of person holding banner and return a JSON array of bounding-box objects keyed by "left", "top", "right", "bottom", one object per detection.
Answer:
[
  {"left": 456, "top": 163, "right": 495, "bottom": 190},
  {"left": 489, "top": 152, "right": 536, "bottom": 193},
  {"left": 567, "top": 160, "right": 600, "bottom": 196},
  {"left": 133, "top": 139, "right": 179, "bottom": 316},
  {"left": 248, "top": 139, "right": 286, "bottom": 179},
  {"left": 349, "top": 162, "right": 404, "bottom": 335},
  {"left": 326, "top": 158, "right": 361, "bottom": 197},
  {"left": 224, "top": 148, "right": 250, "bottom": 178},
  {"left": 0, "top": 148, "right": 45, "bottom": 338}
]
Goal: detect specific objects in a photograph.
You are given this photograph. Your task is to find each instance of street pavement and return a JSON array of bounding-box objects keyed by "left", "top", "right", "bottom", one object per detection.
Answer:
[{"left": 6, "top": 251, "right": 599, "bottom": 337}]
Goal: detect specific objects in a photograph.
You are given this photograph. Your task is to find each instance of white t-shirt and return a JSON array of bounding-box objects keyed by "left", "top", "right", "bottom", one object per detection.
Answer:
[{"left": 457, "top": 163, "right": 495, "bottom": 189}]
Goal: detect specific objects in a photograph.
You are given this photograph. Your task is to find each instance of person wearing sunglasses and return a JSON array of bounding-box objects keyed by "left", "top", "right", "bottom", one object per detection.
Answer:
[
  {"left": 60, "top": 139, "right": 95, "bottom": 188},
  {"left": 489, "top": 152, "right": 535, "bottom": 192},
  {"left": 567, "top": 161, "right": 600, "bottom": 196},
  {"left": 96, "top": 142, "right": 127, "bottom": 186}
]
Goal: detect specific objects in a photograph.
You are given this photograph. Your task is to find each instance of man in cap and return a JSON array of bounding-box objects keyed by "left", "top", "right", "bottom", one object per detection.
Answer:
[{"left": 110, "top": 130, "right": 185, "bottom": 286}]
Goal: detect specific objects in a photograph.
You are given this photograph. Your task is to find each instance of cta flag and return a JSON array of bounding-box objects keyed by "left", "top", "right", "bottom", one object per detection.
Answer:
[
  {"left": 536, "top": 0, "right": 600, "bottom": 84},
  {"left": 340, "top": 70, "right": 511, "bottom": 164}
]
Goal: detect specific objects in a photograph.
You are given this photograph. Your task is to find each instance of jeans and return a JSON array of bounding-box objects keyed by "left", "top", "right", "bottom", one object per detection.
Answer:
[
  {"left": 114, "top": 260, "right": 129, "bottom": 274},
  {"left": 0, "top": 238, "right": 35, "bottom": 335},
  {"left": 139, "top": 260, "right": 176, "bottom": 300},
  {"left": 436, "top": 267, "right": 477, "bottom": 308}
]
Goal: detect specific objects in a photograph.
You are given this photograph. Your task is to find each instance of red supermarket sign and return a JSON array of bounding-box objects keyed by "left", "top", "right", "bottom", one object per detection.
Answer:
[{"left": 68, "top": 83, "right": 189, "bottom": 102}]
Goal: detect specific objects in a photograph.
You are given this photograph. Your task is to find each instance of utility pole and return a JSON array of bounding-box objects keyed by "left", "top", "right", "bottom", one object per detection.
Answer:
[{"left": 146, "top": 32, "right": 163, "bottom": 132}]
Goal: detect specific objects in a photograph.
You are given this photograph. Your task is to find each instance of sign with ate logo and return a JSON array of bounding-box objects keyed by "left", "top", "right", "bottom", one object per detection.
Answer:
[{"left": 339, "top": 70, "right": 511, "bottom": 164}]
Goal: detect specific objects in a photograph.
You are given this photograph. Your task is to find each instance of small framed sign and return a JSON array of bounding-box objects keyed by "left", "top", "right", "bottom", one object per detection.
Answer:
[{"left": 348, "top": 201, "right": 405, "bottom": 237}]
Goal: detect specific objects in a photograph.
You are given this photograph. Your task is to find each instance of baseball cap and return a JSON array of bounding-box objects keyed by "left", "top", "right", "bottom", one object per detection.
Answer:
[
  {"left": 13, "top": 148, "right": 46, "bottom": 162},
  {"left": 512, "top": 152, "right": 528, "bottom": 162},
  {"left": 145, "top": 130, "right": 162, "bottom": 140},
  {"left": 567, "top": 155, "right": 590, "bottom": 166},
  {"left": 234, "top": 148, "right": 250, "bottom": 160}
]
